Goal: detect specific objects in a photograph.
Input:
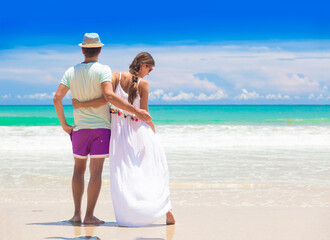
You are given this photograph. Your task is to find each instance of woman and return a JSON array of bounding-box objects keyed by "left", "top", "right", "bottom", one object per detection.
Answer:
[{"left": 72, "top": 52, "right": 175, "bottom": 227}]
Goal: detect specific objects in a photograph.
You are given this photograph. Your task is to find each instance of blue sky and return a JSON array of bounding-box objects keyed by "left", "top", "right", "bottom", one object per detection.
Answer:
[{"left": 1, "top": 0, "right": 330, "bottom": 104}]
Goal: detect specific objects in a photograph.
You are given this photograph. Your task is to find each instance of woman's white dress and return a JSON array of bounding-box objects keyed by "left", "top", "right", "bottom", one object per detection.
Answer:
[{"left": 109, "top": 74, "right": 172, "bottom": 227}]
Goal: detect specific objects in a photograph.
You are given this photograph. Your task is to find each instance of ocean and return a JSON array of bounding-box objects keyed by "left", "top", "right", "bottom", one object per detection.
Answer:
[
  {"left": 1, "top": 105, "right": 330, "bottom": 207},
  {"left": 1, "top": 105, "right": 330, "bottom": 126}
]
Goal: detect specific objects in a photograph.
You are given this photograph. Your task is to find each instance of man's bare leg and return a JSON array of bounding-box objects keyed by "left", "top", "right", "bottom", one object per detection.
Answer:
[
  {"left": 69, "top": 157, "right": 87, "bottom": 223},
  {"left": 83, "top": 157, "right": 105, "bottom": 225}
]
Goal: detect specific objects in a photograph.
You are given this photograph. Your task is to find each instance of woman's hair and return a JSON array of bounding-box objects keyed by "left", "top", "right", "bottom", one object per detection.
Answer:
[{"left": 128, "top": 52, "right": 155, "bottom": 104}]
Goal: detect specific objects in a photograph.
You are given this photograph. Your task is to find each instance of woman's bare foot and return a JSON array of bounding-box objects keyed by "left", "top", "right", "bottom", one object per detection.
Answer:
[
  {"left": 166, "top": 211, "right": 175, "bottom": 225},
  {"left": 83, "top": 216, "right": 105, "bottom": 225},
  {"left": 69, "top": 215, "right": 82, "bottom": 224}
]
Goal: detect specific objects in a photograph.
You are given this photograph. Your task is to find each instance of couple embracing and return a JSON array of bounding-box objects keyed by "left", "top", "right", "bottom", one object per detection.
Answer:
[{"left": 53, "top": 33, "right": 175, "bottom": 227}]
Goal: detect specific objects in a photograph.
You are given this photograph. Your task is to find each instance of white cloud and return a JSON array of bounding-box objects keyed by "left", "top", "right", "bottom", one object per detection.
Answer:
[
  {"left": 195, "top": 90, "right": 227, "bottom": 100},
  {"left": 1, "top": 41, "right": 330, "bottom": 103},
  {"left": 22, "top": 92, "right": 55, "bottom": 100},
  {"left": 12, "top": 91, "right": 71, "bottom": 101},
  {"left": 2, "top": 94, "right": 9, "bottom": 99},
  {"left": 317, "top": 94, "right": 324, "bottom": 100},
  {"left": 0, "top": 68, "right": 42, "bottom": 74},
  {"left": 190, "top": 77, "right": 219, "bottom": 92},
  {"left": 234, "top": 89, "right": 292, "bottom": 100},
  {"left": 275, "top": 73, "right": 320, "bottom": 93},
  {"left": 26, "top": 91, "right": 71, "bottom": 100},
  {"left": 162, "top": 92, "right": 195, "bottom": 101},
  {"left": 309, "top": 93, "right": 325, "bottom": 100},
  {"left": 235, "top": 89, "right": 263, "bottom": 100},
  {"left": 308, "top": 94, "right": 315, "bottom": 99},
  {"left": 149, "top": 89, "right": 227, "bottom": 101},
  {"left": 265, "top": 93, "right": 290, "bottom": 100},
  {"left": 149, "top": 89, "right": 165, "bottom": 101}
]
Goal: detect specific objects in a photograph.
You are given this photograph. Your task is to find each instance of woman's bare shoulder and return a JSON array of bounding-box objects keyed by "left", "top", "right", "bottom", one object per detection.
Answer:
[
  {"left": 139, "top": 79, "right": 149, "bottom": 87},
  {"left": 112, "top": 72, "right": 120, "bottom": 79},
  {"left": 111, "top": 72, "right": 120, "bottom": 89},
  {"left": 121, "top": 71, "right": 131, "bottom": 78}
]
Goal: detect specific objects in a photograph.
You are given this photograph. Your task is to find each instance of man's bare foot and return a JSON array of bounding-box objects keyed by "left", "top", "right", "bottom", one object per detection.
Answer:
[
  {"left": 166, "top": 211, "right": 175, "bottom": 225},
  {"left": 83, "top": 216, "right": 105, "bottom": 225},
  {"left": 69, "top": 215, "right": 82, "bottom": 224}
]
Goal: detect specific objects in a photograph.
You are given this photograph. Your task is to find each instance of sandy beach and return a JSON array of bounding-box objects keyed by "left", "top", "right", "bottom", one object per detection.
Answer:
[
  {"left": 1, "top": 123, "right": 330, "bottom": 239},
  {"left": 1, "top": 183, "right": 330, "bottom": 240}
]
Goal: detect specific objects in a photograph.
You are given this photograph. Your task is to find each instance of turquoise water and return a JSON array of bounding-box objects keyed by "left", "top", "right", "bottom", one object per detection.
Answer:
[{"left": 1, "top": 105, "right": 330, "bottom": 126}]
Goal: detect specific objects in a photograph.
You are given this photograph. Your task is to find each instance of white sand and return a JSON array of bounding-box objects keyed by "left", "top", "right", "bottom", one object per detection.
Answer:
[{"left": 1, "top": 186, "right": 329, "bottom": 240}]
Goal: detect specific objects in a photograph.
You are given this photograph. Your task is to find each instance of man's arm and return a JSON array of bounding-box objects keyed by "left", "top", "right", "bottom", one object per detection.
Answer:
[
  {"left": 101, "top": 81, "right": 152, "bottom": 122},
  {"left": 53, "top": 84, "right": 75, "bottom": 134}
]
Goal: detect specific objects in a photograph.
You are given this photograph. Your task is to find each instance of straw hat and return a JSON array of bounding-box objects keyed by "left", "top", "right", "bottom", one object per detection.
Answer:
[{"left": 79, "top": 33, "right": 104, "bottom": 48}]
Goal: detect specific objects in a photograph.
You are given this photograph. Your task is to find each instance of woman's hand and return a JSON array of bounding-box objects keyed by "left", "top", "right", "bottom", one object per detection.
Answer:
[
  {"left": 72, "top": 99, "right": 81, "bottom": 108},
  {"left": 147, "top": 121, "right": 156, "bottom": 133},
  {"left": 135, "top": 108, "right": 152, "bottom": 123}
]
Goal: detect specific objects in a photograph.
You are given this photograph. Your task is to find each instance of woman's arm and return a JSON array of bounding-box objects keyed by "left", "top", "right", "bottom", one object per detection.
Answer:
[
  {"left": 101, "top": 78, "right": 152, "bottom": 123},
  {"left": 72, "top": 97, "right": 107, "bottom": 108},
  {"left": 139, "top": 80, "right": 156, "bottom": 133}
]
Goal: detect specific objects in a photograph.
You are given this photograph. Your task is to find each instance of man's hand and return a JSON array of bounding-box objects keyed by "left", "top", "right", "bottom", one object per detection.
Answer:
[
  {"left": 135, "top": 109, "right": 152, "bottom": 123},
  {"left": 62, "top": 123, "right": 75, "bottom": 135}
]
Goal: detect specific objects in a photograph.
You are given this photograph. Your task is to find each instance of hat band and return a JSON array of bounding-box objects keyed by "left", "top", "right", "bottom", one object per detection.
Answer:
[{"left": 79, "top": 43, "right": 104, "bottom": 48}]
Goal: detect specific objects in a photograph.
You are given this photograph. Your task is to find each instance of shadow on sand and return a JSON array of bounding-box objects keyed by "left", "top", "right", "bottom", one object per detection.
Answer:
[
  {"left": 27, "top": 221, "right": 167, "bottom": 228},
  {"left": 28, "top": 221, "right": 174, "bottom": 240},
  {"left": 27, "top": 221, "right": 118, "bottom": 227},
  {"left": 135, "top": 238, "right": 165, "bottom": 240},
  {"left": 118, "top": 223, "right": 167, "bottom": 228},
  {"left": 46, "top": 237, "right": 100, "bottom": 240}
]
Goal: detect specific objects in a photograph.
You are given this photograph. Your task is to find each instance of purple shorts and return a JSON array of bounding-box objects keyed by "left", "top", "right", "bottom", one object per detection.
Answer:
[{"left": 70, "top": 129, "right": 111, "bottom": 159}]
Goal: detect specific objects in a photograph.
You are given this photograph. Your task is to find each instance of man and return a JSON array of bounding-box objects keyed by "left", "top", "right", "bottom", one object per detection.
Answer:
[{"left": 53, "top": 33, "right": 151, "bottom": 225}]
